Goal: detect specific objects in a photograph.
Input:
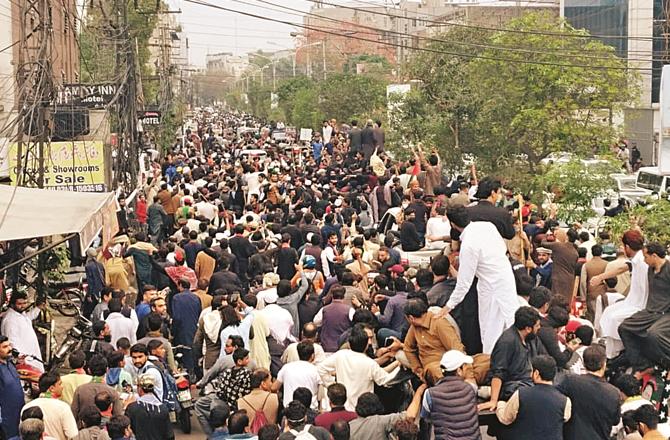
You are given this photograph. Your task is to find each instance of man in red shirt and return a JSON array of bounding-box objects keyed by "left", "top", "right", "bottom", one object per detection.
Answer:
[{"left": 314, "top": 383, "right": 357, "bottom": 431}]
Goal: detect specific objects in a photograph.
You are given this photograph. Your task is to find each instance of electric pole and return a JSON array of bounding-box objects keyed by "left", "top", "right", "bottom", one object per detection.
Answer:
[{"left": 15, "top": 0, "right": 55, "bottom": 188}]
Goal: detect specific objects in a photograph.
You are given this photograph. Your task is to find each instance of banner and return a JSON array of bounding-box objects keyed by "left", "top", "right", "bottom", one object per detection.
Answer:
[
  {"left": 9, "top": 141, "right": 107, "bottom": 192},
  {"left": 300, "top": 128, "right": 313, "bottom": 141},
  {"left": 56, "top": 83, "right": 118, "bottom": 109}
]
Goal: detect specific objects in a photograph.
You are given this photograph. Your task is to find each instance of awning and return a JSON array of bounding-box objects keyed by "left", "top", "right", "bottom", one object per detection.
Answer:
[{"left": 0, "top": 185, "right": 118, "bottom": 248}]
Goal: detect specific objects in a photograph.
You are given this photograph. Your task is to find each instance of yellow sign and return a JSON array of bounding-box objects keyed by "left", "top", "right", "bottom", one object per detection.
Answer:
[{"left": 9, "top": 141, "right": 107, "bottom": 192}]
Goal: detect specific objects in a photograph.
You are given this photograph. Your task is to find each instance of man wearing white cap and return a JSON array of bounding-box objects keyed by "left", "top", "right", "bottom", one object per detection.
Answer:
[
  {"left": 420, "top": 350, "right": 481, "bottom": 440},
  {"left": 531, "top": 247, "right": 553, "bottom": 289}
]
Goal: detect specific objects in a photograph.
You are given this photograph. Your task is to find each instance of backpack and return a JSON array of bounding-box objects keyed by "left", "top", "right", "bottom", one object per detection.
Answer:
[
  {"left": 145, "top": 364, "right": 180, "bottom": 413},
  {"left": 290, "top": 424, "right": 317, "bottom": 440},
  {"left": 243, "top": 393, "right": 270, "bottom": 434}
]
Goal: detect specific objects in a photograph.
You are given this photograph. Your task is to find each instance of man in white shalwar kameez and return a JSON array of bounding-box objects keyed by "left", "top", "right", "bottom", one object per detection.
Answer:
[
  {"left": 590, "top": 230, "right": 648, "bottom": 358},
  {"left": 1, "top": 292, "right": 45, "bottom": 372},
  {"left": 441, "top": 208, "right": 518, "bottom": 354}
]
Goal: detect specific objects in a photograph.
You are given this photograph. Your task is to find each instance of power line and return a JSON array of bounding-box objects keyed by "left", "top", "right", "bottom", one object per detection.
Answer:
[
  {"left": 305, "top": 0, "right": 666, "bottom": 42},
  {"left": 244, "top": 0, "right": 666, "bottom": 64},
  {"left": 184, "top": 0, "right": 654, "bottom": 73}
]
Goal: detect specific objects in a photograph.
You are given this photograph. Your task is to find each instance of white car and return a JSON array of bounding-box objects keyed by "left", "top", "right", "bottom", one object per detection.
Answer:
[{"left": 377, "top": 207, "right": 445, "bottom": 269}]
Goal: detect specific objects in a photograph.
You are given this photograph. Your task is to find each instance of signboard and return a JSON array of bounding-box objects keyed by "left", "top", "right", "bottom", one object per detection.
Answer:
[
  {"left": 660, "top": 65, "right": 670, "bottom": 174},
  {"left": 300, "top": 128, "right": 313, "bottom": 141},
  {"left": 9, "top": 141, "right": 107, "bottom": 192},
  {"left": 138, "top": 110, "right": 161, "bottom": 126},
  {"left": 270, "top": 93, "right": 278, "bottom": 109},
  {"left": 56, "top": 83, "right": 118, "bottom": 109}
]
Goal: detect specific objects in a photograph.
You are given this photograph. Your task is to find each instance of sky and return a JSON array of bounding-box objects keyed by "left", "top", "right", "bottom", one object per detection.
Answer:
[
  {"left": 175, "top": 0, "right": 389, "bottom": 67},
  {"left": 177, "top": 0, "right": 312, "bottom": 67}
]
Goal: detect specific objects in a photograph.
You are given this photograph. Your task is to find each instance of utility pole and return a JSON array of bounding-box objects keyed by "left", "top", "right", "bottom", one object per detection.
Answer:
[
  {"left": 15, "top": 0, "right": 54, "bottom": 188},
  {"left": 112, "top": 0, "right": 139, "bottom": 189},
  {"left": 322, "top": 40, "right": 327, "bottom": 80}
]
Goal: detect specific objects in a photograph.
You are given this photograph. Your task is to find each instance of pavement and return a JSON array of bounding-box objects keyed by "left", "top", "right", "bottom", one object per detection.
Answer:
[{"left": 175, "top": 412, "right": 205, "bottom": 439}]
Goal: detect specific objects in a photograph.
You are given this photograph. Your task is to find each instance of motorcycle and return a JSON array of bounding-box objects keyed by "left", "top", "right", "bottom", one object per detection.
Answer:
[{"left": 172, "top": 345, "right": 194, "bottom": 434}]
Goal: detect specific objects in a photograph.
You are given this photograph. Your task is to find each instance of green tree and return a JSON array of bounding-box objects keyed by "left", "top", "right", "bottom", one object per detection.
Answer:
[
  {"left": 317, "top": 73, "right": 387, "bottom": 123},
  {"left": 290, "top": 87, "right": 324, "bottom": 130},
  {"left": 388, "top": 27, "right": 490, "bottom": 172},
  {"left": 606, "top": 200, "right": 670, "bottom": 246},
  {"left": 470, "top": 12, "right": 639, "bottom": 175},
  {"left": 276, "top": 76, "right": 315, "bottom": 122},
  {"left": 343, "top": 54, "right": 392, "bottom": 75},
  {"left": 542, "top": 159, "right": 618, "bottom": 223}
]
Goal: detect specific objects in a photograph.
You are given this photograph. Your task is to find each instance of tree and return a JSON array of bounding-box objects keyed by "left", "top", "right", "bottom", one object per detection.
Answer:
[
  {"left": 470, "top": 12, "right": 639, "bottom": 175},
  {"left": 542, "top": 159, "right": 618, "bottom": 223},
  {"left": 343, "top": 54, "right": 392, "bottom": 75},
  {"left": 276, "top": 76, "right": 315, "bottom": 123},
  {"left": 606, "top": 200, "right": 670, "bottom": 246},
  {"left": 388, "top": 27, "right": 491, "bottom": 171},
  {"left": 290, "top": 88, "right": 324, "bottom": 130},
  {"left": 317, "top": 73, "right": 387, "bottom": 123}
]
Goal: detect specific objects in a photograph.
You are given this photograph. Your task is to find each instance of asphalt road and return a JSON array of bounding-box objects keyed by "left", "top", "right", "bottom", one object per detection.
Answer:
[{"left": 175, "top": 412, "right": 205, "bottom": 439}]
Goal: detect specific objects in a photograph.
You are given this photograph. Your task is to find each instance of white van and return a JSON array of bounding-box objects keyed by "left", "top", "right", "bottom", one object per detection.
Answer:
[{"left": 636, "top": 167, "right": 670, "bottom": 194}]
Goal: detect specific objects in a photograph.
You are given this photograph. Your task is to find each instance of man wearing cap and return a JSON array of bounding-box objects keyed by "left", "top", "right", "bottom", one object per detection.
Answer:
[
  {"left": 496, "top": 355, "right": 571, "bottom": 440},
  {"left": 420, "top": 350, "right": 480, "bottom": 440},
  {"left": 531, "top": 247, "right": 553, "bottom": 289},
  {"left": 126, "top": 373, "right": 175, "bottom": 440}
]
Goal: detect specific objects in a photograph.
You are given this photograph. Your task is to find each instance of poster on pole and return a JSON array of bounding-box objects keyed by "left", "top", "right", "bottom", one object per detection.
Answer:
[
  {"left": 270, "top": 93, "right": 278, "bottom": 109},
  {"left": 300, "top": 128, "right": 313, "bottom": 141},
  {"left": 661, "top": 65, "right": 670, "bottom": 174}
]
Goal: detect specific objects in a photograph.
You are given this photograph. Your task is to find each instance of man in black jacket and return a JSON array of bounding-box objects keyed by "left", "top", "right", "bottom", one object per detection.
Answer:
[
  {"left": 208, "top": 259, "right": 242, "bottom": 295},
  {"left": 229, "top": 223, "right": 257, "bottom": 288},
  {"left": 480, "top": 306, "right": 546, "bottom": 411},
  {"left": 454, "top": 177, "right": 515, "bottom": 241},
  {"left": 556, "top": 344, "right": 620, "bottom": 440},
  {"left": 400, "top": 209, "right": 422, "bottom": 252},
  {"left": 496, "top": 355, "right": 571, "bottom": 440}
]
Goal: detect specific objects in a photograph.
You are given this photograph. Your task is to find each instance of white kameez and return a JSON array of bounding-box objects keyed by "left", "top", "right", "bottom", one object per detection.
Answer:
[
  {"left": 1, "top": 307, "right": 44, "bottom": 371},
  {"left": 446, "top": 221, "right": 518, "bottom": 354},
  {"left": 599, "top": 250, "right": 649, "bottom": 358}
]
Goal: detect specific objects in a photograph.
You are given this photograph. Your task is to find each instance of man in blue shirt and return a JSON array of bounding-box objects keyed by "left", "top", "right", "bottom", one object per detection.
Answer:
[
  {"left": 311, "top": 133, "right": 324, "bottom": 165},
  {"left": 0, "top": 336, "right": 24, "bottom": 439},
  {"left": 172, "top": 277, "right": 202, "bottom": 372},
  {"left": 135, "top": 285, "right": 157, "bottom": 323}
]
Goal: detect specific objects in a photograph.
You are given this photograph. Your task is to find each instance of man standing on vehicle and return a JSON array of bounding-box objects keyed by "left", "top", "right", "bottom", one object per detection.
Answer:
[{"left": 1, "top": 291, "right": 46, "bottom": 372}]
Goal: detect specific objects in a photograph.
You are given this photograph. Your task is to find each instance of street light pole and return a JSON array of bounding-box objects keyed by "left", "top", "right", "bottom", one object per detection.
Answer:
[{"left": 321, "top": 40, "right": 327, "bottom": 80}]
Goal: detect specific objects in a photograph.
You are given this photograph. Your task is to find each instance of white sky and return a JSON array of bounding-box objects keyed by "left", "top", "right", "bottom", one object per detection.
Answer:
[{"left": 175, "top": 0, "right": 389, "bottom": 66}]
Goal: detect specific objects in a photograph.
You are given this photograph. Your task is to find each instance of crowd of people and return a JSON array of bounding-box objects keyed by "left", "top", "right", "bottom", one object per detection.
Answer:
[{"left": 0, "top": 109, "right": 669, "bottom": 440}]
